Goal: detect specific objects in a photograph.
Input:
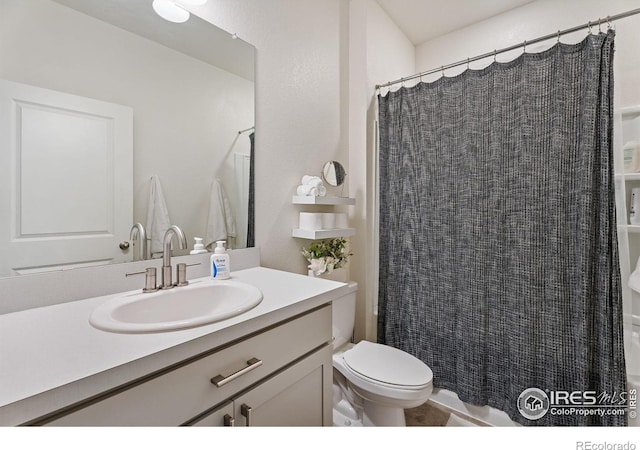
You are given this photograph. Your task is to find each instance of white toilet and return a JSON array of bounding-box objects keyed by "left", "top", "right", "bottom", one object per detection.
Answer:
[{"left": 332, "top": 282, "right": 433, "bottom": 426}]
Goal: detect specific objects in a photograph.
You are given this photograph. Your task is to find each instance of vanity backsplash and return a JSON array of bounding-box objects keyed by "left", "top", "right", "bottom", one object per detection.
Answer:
[{"left": 0, "top": 248, "right": 260, "bottom": 315}]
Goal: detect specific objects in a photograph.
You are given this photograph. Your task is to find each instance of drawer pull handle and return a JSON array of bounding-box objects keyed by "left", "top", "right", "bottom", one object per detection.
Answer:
[
  {"left": 241, "top": 403, "right": 252, "bottom": 427},
  {"left": 210, "top": 357, "right": 263, "bottom": 387},
  {"left": 223, "top": 414, "right": 235, "bottom": 427}
]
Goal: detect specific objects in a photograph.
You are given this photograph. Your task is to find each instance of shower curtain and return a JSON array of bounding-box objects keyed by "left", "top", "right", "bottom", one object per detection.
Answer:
[
  {"left": 377, "top": 30, "right": 627, "bottom": 426},
  {"left": 247, "top": 131, "right": 255, "bottom": 248}
]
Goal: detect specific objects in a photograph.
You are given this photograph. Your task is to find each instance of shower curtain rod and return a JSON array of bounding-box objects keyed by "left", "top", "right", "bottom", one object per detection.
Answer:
[
  {"left": 376, "top": 7, "right": 640, "bottom": 90},
  {"left": 238, "top": 126, "right": 255, "bottom": 135}
]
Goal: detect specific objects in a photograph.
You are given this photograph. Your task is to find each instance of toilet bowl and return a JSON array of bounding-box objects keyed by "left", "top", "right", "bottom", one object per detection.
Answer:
[{"left": 332, "top": 283, "right": 433, "bottom": 426}]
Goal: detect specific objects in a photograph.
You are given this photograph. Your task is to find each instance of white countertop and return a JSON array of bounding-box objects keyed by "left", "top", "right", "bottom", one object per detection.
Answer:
[{"left": 0, "top": 267, "right": 352, "bottom": 425}]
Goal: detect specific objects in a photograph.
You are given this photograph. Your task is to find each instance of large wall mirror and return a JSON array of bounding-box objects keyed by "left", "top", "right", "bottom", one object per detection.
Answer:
[{"left": 0, "top": 0, "right": 255, "bottom": 277}]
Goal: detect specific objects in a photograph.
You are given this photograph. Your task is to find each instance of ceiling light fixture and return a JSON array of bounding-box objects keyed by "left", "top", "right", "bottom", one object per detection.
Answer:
[
  {"left": 152, "top": 0, "right": 189, "bottom": 23},
  {"left": 179, "top": 0, "right": 208, "bottom": 5},
  {"left": 152, "top": 0, "right": 208, "bottom": 24}
]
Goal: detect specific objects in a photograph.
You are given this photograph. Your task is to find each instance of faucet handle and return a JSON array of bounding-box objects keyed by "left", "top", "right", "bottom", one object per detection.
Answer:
[
  {"left": 126, "top": 267, "right": 159, "bottom": 293},
  {"left": 176, "top": 263, "right": 200, "bottom": 287}
]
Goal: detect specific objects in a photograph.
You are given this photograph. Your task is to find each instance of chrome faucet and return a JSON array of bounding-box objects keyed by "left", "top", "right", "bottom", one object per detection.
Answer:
[
  {"left": 129, "top": 223, "right": 148, "bottom": 261},
  {"left": 161, "top": 225, "right": 187, "bottom": 289}
]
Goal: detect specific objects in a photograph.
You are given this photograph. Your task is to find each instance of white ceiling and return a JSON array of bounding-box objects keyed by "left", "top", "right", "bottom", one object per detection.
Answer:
[{"left": 376, "top": 0, "right": 536, "bottom": 45}]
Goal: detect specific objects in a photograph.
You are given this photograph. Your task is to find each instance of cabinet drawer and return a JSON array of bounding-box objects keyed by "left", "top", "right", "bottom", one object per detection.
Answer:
[
  {"left": 191, "top": 344, "right": 333, "bottom": 427},
  {"left": 45, "top": 304, "right": 331, "bottom": 426}
]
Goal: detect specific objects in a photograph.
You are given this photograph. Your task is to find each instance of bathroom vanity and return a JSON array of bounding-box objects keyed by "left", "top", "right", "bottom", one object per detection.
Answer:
[{"left": 0, "top": 266, "right": 348, "bottom": 426}]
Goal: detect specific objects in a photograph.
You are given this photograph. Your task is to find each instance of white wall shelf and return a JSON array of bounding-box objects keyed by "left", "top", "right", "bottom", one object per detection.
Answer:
[
  {"left": 292, "top": 196, "right": 356, "bottom": 206},
  {"left": 292, "top": 193, "right": 355, "bottom": 240},
  {"left": 620, "top": 105, "right": 640, "bottom": 118},
  {"left": 292, "top": 228, "right": 355, "bottom": 240}
]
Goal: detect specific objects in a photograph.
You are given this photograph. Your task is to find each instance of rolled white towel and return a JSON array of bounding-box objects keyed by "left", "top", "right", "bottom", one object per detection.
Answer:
[
  {"left": 317, "top": 185, "right": 327, "bottom": 197},
  {"left": 301, "top": 175, "right": 323, "bottom": 188},
  {"left": 301, "top": 175, "right": 317, "bottom": 184},
  {"left": 296, "top": 184, "right": 319, "bottom": 196}
]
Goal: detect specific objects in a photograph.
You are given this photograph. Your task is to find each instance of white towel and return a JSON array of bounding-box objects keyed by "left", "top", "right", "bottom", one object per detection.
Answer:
[
  {"left": 301, "top": 175, "right": 323, "bottom": 189},
  {"left": 629, "top": 257, "right": 640, "bottom": 293},
  {"left": 146, "top": 175, "right": 171, "bottom": 256},
  {"left": 296, "top": 184, "right": 319, "bottom": 196},
  {"left": 205, "top": 179, "right": 237, "bottom": 250}
]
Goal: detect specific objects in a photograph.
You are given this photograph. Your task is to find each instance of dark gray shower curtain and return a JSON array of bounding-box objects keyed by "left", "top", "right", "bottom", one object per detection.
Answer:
[{"left": 377, "top": 31, "right": 627, "bottom": 426}]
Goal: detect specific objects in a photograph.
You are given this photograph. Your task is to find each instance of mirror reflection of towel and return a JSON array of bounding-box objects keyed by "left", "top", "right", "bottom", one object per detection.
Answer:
[
  {"left": 205, "top": 179, "right": 236, "bottom": 249},
  {"left": 629, "top": 257, "right": 640, "bottom": 293},
  {"left": 146, "top": 175, "right": 171, "bottom": 256}
]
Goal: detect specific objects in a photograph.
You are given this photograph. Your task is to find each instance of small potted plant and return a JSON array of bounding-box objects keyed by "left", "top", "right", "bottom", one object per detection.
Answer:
[{"left": 302, "top": 238, "right": 352, "bottom": 278}]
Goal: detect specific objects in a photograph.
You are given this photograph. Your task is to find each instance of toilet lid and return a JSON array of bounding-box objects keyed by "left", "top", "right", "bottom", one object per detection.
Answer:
[{"left": 343, "top": 341, "right": 433, "bottom": 387}]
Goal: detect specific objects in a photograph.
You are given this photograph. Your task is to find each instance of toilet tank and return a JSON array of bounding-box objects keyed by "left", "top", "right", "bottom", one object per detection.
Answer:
[{"left": 332, "top": 282, "right": 357, "bottom": 349}]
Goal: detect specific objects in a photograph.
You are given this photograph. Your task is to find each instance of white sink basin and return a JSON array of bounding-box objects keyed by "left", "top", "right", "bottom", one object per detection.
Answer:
[{"left": 89, "top": 280, "right": 263, "bottom": 333}]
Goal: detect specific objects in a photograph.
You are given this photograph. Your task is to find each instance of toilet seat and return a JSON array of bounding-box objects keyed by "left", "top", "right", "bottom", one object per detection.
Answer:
[{"left": 342, "top": 341, "right": 433, "bottom": 390}]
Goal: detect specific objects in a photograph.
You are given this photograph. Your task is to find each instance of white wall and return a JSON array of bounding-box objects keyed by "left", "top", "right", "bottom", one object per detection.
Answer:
[
  {"left": 348, "top": 0, "right": 415, "bottom": 341},
  {"left": 366, "top": 1, "right": 416, "bottom": 89},
  {"left": 191, "top": 0, "right": 349, "bottom": 274},
  {"left": 190, "top": 0, "right": 414, "bottom": 341},
  {"left": 415, "top": 0, "right": 640, "bottom": 108},
  {"left": 0, "top": 0, "right": 254, "bottom": 251}
]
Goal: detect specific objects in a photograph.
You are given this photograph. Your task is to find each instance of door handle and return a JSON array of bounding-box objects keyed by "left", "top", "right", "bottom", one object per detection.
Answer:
[
  {"left": 210, "top": 358, "right": 263, "bottom": 387},
  {"left": 119, "top": 241, "right": 130, "bottom": 250}
]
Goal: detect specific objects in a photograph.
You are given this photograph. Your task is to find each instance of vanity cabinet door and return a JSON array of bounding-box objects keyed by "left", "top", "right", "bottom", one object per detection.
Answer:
[
  {"left": 190, "top": 402, "right": 235, "bottom": 427},
  {"left": 233, "top": 344, "right": 333, "bottom": 427}
]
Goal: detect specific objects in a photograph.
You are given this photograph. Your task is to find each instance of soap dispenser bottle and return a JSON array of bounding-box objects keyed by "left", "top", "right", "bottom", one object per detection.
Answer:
[
  {"left": 190, "top": 237, "right": 207, "bottom": 255},
  {"left": 210, "top": 240, "right": 230, "bottom": 279}
]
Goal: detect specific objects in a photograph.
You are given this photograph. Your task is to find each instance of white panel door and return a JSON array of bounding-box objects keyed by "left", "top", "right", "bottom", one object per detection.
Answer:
[{"left": 0, "top": 79, "right": 133, "bottom": 275}]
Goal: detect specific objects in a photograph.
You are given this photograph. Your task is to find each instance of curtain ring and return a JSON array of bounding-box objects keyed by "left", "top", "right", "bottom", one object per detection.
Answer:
[
  {"left": 400, "top": 77, "right": 405, "bottom": 88},
  {"left": 441, "top": 66, "right": 445, "bottom": 77},
  {"left": 598, "top": 18, "right": 602, "bottom": 33},
  {"left": 494, "top": 49, "right": 497, "bottom": 62},
  {"left": 606, "top": 16, "right": 612, "bottom": 30},
  {"left": 587, "top": 21, "right": 592, "bottom": 35},
  {"left": 557, "top": 30, "right": 561, "bottom": 43},
  {"left": 467, "top": 57, "right": 470, "bottom": 69},
  {"left": 523, "top": 40, "right": 527, "bottom": 53}
]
